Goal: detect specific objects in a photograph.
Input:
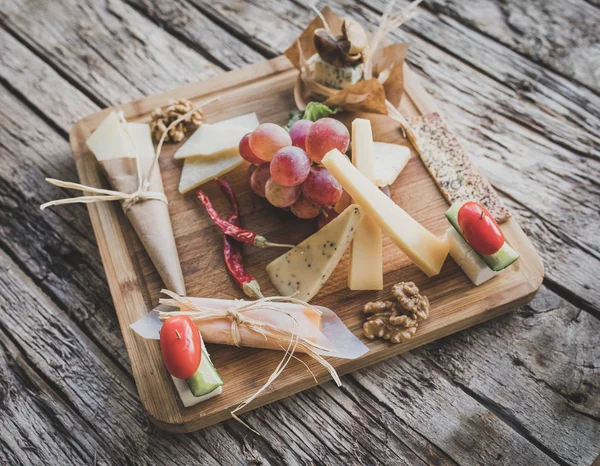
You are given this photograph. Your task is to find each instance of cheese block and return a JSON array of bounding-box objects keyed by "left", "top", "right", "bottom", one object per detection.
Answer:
[
  {"left": 174, "top": 113, "right": 259, "bottom": 159},
  {"left": 348, "top": 119, "right": 383, "bottom": 291},
  {"left": 446, "top": 227, "right": 497, "bottom": 285},
  {"left": 322, "top": 149, "right": 449, "bottom": 277},
  {"left": 266, "top": 205, "right": 365, "bottom": 302},
  {"left": 179, "top": 153, "right": 244, "bottom": 194},
  {"left": 372, "top": 142, "right": 410, "bottom": 187},
  {"left": 86, "top": 111, "right": 135, "bottom": 161},
  {"left": 313, "top": 55, "right": 364, "bottom": 90},
  {"left": 126, "top": 123, "right": 155, "bottom": 160}
]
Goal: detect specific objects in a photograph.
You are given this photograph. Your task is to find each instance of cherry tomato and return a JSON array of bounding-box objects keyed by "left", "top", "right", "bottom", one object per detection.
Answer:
[
  {"left": 160, "top": 316, "right": 202, "bottom": 379},
  {"left": 457, "top": 201, "right": 505, "bottom": 255}
]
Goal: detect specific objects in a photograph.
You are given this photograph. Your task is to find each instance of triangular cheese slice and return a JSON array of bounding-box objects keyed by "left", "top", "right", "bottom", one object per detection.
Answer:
[
  {"left": 179, "top": 154, "right": 244, "bottom": 194},
  {"left": 266, "top": 205, "right": 365, "bottom": 302},
  {"left": 86, "top": 111, "right": 135, "bottom": 161},
  {"left": 174, "top": 113, "right": 259, "bottom": 159},
  {"left": 372, "top": 142, "right": 410, "bottom": 187}
]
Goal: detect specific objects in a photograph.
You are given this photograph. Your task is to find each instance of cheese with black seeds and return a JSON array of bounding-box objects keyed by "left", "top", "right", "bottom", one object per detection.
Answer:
[
  {"left": 266, "top": 205, "right": 364, "bottom": 302},
  {"left": 313, "top": 55, "right": 364, "bottom": 90}
]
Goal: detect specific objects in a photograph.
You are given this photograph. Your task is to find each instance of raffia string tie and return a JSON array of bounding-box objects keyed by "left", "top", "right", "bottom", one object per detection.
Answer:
[
  {"left": 40, "top": 96, "right": 219, "bottom": 212},
  {"left": 157, "top": 289, "right": 341, "bottom": 434}
]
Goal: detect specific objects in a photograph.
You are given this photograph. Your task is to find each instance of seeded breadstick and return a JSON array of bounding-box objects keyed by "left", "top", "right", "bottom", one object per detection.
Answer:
[{"left": 407, "top": 113, "right": 511, "bottom": 223}]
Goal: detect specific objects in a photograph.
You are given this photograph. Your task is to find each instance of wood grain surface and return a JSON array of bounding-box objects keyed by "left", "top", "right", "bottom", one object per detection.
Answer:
[{"left": 1, "top": 0, "right": 598, "bottom": 464}]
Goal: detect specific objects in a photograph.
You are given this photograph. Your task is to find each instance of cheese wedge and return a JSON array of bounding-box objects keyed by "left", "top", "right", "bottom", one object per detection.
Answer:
[
  {"left": 348, "top": 119, "right": 383, "bottom": 290},
  {"left": 266, "top": 205, "right": 365, "bottom": 302},
  {"left": 322, "top": 149, "right": 449, "bottom": 277},
  {"left": 446, "top": 227, "right": 497, "bottom": 285},
  {"left": 174, "top": 113, "right": 259, "bottom": 159},
  {"left": 179, "top": 154, "right": 244, "bottom": 194},
  {"left": 372, "top": 142, "right": 410, "bottom": 187},
  {"left": 86, "top": 111, "right": 135, "bottom": 161}
]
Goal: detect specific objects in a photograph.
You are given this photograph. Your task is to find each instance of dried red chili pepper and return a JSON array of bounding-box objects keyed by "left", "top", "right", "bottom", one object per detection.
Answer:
[
  {"left": 215, "top": 178, "right": 264, "bottom": 299},
  {"left": 196, "top": 189, "right": 294, "bottom": 249}
]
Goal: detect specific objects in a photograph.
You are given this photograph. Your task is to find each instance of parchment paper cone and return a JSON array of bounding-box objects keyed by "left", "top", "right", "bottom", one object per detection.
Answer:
[{"left": 100, "top": 155, "right": 186, "bottom": 296}]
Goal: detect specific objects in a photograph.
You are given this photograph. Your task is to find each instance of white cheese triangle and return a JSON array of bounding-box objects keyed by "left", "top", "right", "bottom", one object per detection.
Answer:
[
  {"left": 86, "top": 111, "right": 136, "bottom": 161},
  {"left": 372, "top": 142, "right": 410, "bottom": 187},
  {"left": 174, "top": 113, "right": 259, "bottom": 159},
  {"left": 179, "top": 154, "right": 244, "bottom": 194},
  {"left": 266, "top": 205, "right": 365, "bottom": 302}
]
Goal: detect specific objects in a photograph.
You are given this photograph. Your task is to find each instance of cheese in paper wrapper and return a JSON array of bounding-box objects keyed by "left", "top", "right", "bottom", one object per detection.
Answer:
[
  {"left": 284, "top": 7, "right": 407, "bottom": 114},
  {"left": 86, "top": 112, "right": 186, "bottom": 294}
]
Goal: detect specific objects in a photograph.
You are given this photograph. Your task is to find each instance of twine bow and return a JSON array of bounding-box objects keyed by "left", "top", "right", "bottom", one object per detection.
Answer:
[
  {"left": 157, "top": 290, "right": 341, "bottom": 433},
  {"left": 40, "top": 97, "right": 218, "bottom": 212}
]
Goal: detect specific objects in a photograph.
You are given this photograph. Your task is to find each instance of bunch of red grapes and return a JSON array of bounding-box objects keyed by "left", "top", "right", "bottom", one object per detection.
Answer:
[{"left": 239, "top": 118, "right": 350, "bottom": 227}]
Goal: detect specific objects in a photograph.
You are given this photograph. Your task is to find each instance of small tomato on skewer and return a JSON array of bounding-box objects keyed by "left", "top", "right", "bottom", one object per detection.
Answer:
[
  {"left": 458, "top": 202, "right": 505, "bottom": 255},
  {"left": 160, "top": 316, "right": 202, "bottom": 379}
]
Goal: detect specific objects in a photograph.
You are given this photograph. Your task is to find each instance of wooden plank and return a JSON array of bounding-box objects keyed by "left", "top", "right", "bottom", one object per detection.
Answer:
[
  {"left": 419, "top": 286, "right": 600, "bottom": 465},
  {"left": 422, "top": 0, "right": 600, "bottom": 93}
]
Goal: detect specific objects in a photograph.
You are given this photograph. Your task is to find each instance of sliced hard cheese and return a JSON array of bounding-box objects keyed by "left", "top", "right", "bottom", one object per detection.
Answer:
[
  {"left": 86, "top": 111, "right": 135, "bottom": 161},
  {"left": 174, "top": 113, "right": 259, "bottom": 159},
  {"left": 348, "top": 119, "right": 383, "bottom": 291},
  {"left": 372, "top": 142, "right": 410, "bottom": 187},
  {"left": 446, "top": 227, "right": 496, "bottom": 285},
  {"left": 322, "top": 149, "right": 449, "bottom": 277},
  {"left": 266, "top": 205, "right": 365, "bottom": 302},
  {"left": 179, "top": 154, "right": 244, "bottom": 194}
]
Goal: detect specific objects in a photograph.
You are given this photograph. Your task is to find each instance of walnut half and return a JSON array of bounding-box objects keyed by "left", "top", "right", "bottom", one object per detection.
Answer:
[
  {"left": 363, "top": 282, "right": 430, "bottom": 344},
  {"left": 150, "top": 98, "right": 204, "bottom": 143}
]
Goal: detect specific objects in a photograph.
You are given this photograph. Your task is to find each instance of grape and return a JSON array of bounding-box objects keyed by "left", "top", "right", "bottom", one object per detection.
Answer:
[
  {"left": 291, "top": 193, "right": 320, "bottom": 219},
  {"left": 270, "top": 146, "right": 311, "bottom": 187},
  {"left": 248, "top": 163, "right": 257, "bottom": 179},
  {"left": 249, "top": 123, "right": 292, "bottom": 161},
  {"left": 265, "top": 178, "right": 301, "bottom": 208},
  {"left": 239, "top": 133, "right": 264, "bottom": 165},
  {"left": 289, "top": 120, "right": 313, "bottom": 151},
  {"left": 317, "top": 208, "right": 339, "bottom": 229},
  {"left": 250, "top": 163, "right": 271, "bottom": 198},
  {"left": 302, "top": 166, "right": 343, "bottom": 207},
  {"left": 305, "top": 118, "right": 350, "bottom": 163}
]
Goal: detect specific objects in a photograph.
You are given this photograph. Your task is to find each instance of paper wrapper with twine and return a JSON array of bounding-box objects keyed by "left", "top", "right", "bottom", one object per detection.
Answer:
[
  {"left": 40, "top": 98, "right": 217, "bottom": 295},
  {"left": 130, "top": 290, "right": 369, "bottom": 432},
  {"left": 285, "top": 1, "right": 422, "bottom": 130}
]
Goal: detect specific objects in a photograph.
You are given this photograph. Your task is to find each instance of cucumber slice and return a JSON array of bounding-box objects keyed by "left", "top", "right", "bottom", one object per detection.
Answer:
[
  {"left": 445, "top": 201, "right": 519, "bottom": 272},
  {"left": 186, "top": 346, "right": 223, "bottom": 397}
]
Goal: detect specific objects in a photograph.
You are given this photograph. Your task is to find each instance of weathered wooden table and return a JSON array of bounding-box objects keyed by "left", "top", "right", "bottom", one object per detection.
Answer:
[{"left": 1, "top": 1, "right": 599, "bottom": 465}]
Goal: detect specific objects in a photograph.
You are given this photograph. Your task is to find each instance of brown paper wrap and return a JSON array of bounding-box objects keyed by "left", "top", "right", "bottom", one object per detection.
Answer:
[
  {"left": 284, "top": 7, "right": 408, "bottom": 113},
  {"left": 100, "top": 156, "right": 185, "bottom": 295}
]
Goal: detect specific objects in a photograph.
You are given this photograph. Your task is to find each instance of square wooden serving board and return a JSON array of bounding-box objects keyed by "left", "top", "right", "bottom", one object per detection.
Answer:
[{"left": 69, "top": 56, "right": 544, "bottom": 432}]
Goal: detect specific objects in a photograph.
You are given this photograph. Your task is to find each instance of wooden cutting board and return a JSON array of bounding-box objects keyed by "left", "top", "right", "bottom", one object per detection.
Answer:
[{"left": 69, "top": 56, "right": 544, "bottom": 433}]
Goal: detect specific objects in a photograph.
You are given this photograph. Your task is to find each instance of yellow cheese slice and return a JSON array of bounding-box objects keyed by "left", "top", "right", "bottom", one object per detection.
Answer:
[
  {"left": 174, "top": 113, "right": 259, "bottom": 159},
  {"left": 348, "top": 119, "right": 383, "bottom": 290},
  {"left": 179, "top": 154, "right": 244, "bottom": 194},
  {"left": 266, "top": 205, "right": 365, "bottom": 302},
  {"left": 322, "top": 149, "right": 449, "bottom": 277}
]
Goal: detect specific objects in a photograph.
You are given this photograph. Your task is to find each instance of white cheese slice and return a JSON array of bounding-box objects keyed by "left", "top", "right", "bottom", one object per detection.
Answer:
[
  {"left": 179, "top": 153, "right": 244, "bottom": 194},
  {"left": 172, "top": 343, "right": 222, "bottom": 407},
  {"left": 348, "top": 119, "right": 383, "bottom": 291},
  {"left": 446, "top": 227, "right": 497, "bottom": 286},
  {"left": 266, "top": 205, "right": 365, "bottom": 302},
  {"left": 173, "top": 113, "right": 259, "bottom": 159},
  {"left": 125, "top": 123, "right": 155, "bottom": 160},
  {"left": 372, "top": 142, "right": 410, "bottom": 187},
  {"left": 322, "top": 149, "right": 449, "bottom": 277},
  {"left": 86, "top": 111, "right": 135, "bottom": 161}
]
